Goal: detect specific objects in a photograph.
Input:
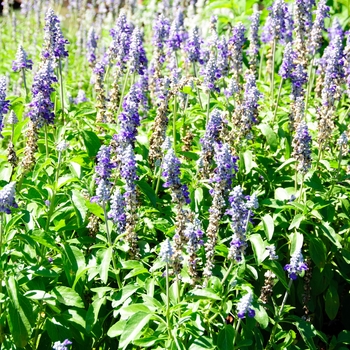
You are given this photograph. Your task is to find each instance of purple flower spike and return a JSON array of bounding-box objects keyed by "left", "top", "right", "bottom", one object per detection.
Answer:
[
  {"left": 284, "top": 249, "right": 308, "bottom": 280},
  {"left": 185, "top": 26, "right": 201, "bottom": 63},
  {"left": 95, "top": 145, "right": 115, "bottom": 185},
  {"left": 53, "top": 339, "right": 72, "bottom": 350},
  {"left": 237, "top": 290, "right": 255, "bottom": 319},
  {"left": 0, "top": 77, "right": 10, "bottom": 135},
  {"left": 74, "top": 90, "right": 88, "bottom": 104},
  {"left": 129, "top": 27, "right": 148, "bottom": 75},
  {"left": 279, "top": 43, "right": 296, "bottom": 79},
  {"left": 0, "top": 182, "right": 18, "bottom": 214},
  {"left": 42, "top": 8, "right": 69, "bottom": 60},
  {"left": 152, "top": 14, "right": 170, "bottom": 51},
  {"left": 86, "top": 28, "right": 98, "bottom": 65},
  {"left": 12, "top": 45, "right": 33, "bottom": 72},
  {"left": 108, "top": 188, "right": 126, "bottom": 233}
]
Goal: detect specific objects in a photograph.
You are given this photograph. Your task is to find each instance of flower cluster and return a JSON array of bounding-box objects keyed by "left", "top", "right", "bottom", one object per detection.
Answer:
[
  {"left": 166, "top": 9, "right": 187, "bottom": 56},
  {"left": 159, "top": 238, "right": 174, "bottom": 264},
  {"left": 308, "top": 0, "right": 330, "bottom": 56},
  {"left": 0, "top": 182, "right": 18, "bottom": 214},
  {"left": 0, "top": 76, "right": 10, "bottom": 135},
  {"left": 86, "top": 28, "right": 98, "bottom": 66},
  {"left": 162, "top": 149, "right": 190, "bottom": 205},
  {"left": 128, "top": 27, "right": 148, "bottom": 75},
  {"left": 284, "top": 249, "right": 308, "bottom": 280},
  {"left": 91, "top": 146, "right": 115, "bottom": 204},
  {"left": 12, "top": 45, "right": 33, "bottom": 72},
  {"left": 27, "top": 61, "right": 57, "bottom": 128},
  {"left": 279, "top": 43, "right": 295, "bottom": 80},
  {"left": 247, "top": 10, "right": 261, "bottom": 72},
  {"left": 237, "top": 290, "right": 255, "bottom": 319},
  {"left": 42, "top": 8, "right": 69, "bottom": 60},
  {"left": 185, "top": 26, "right": 202, "bottom": 63},
  {"left": 52, "top": 339, "right": 72, "bottom": 350},
  {"left": 228, "top": 22, "right": 246, "bottom": 79},
  {"left": 108, "top": 188, "right": 126, "bottom": 234},
  {"left": 292, "top": 121, "right": 312, "bottom": 174}
]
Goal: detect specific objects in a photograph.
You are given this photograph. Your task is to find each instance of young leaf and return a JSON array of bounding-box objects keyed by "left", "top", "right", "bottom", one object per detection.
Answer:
[
  {"left": 262, "top": 214, "right": 274, "bottom": 241},
  {"left": 217, "top": 325, "right": 234, "bottom": 350}
]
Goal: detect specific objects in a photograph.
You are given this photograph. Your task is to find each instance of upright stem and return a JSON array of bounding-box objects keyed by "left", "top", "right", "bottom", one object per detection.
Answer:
[
  {"left": 173, "top": 96, "right": 177, "bottom": 154},
  {"left": 58, "top": 59, "right": 65, "bottom": 125},
  {"left": 232, "top": 318, "right": 242, "bottom": 349},
  {"left": 206, "top": 93, "right": 210, "bottom": 125},
  {"left": 305, "top": 58, "right": 315, "bottom": 113},
  {"left": 273, "top": 79, "right": 283, "bottom": 125},
  {"left": 117, "top": 67, "right": 130, "bottom": 117},
  {"left": 102, "top": 202, "right": 121, "bottom": 289},
  {"left": 44, "top": 124, "right": 49, "bottom": 159},
  {"left": 0, "top": 213, "right": 3, "bottom": 344},
  {"left": 21, "top": 68, "right": 28, "bottom": 102},
  {"left": 193, "top": 62, "right": 203, "bottom": 109},
  {"left": 270, "top": 39, "right": 276, "bottom": 103},
  {"left": 166, "top": 263, "right": 171, "bottom": 338},
  {"left": 155, "top": 165, "right": 162, "bottom": 196},
  {"left": 265, "top": 279, "right": 293, "bottom": 350},
  {"left": 328, "top": 148, "right": 342, "bottom": 199}
]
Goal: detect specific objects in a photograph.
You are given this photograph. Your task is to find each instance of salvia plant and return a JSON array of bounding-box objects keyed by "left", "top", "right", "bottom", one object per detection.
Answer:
[{"left": 0, "top": 1, "right": 350, "bottom": 349}]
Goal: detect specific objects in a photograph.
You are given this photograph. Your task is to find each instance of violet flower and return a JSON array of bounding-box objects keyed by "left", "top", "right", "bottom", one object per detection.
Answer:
[
  {"left": 86, "top": 27, "right": 98, "bottom": 66},
  {"left": 12, "top": 45, "right": 33, "bottom": 72},
  {"left": 292, "top": 121, "right": 312, "bottom": 174},
  {"left": 279, "top": 43, "right": 296, "bottom": 79},
  {"left": 284, "top": 249, "right": 308, "bottom": 280},
  {"left": 108, "top": 188, "right": 126, "bottom": 233},
  {"left": 237, "top": 290, "right": 255, "bottom": 319},
  {"left": 52, "top": 339, "right": 72, "bottom": 350},
  {"left": 0, "top": 76, "right": 10, "bottom": 135},
  {"left": 128, "top": 27, "right": 148, "bottom": 75},
  {"left": 185, "top": 26, "right": 201, "bottom": 63},
  {"left": 159, "top": 238, "right": 174, "bottom": 264},
  {"left": 0, "top": 182, "right": 18, "bottom": 214}
]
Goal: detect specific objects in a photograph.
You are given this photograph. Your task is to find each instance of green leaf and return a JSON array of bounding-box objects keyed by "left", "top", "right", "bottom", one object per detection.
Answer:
[
  {"left": 217, "top": 325, "right": 234, "bottom": 350},
  {"left": 51, "top": 286, "right": 84, "bottom": 308},
  {"left": 137, "top": 179, "right": 157, "bottom": 206},
  {"left": 243, "top": 150, "right": 255, "bottom": 174},
  {"left": 107, "top": 319, "right": 127, "bottom": 338},
  {"left": 253, "top": 304, "right": 269, "bottom": 329},
  {"left": 118, "top": 311, "right": 152, "bottom": 349},
  {"left": 290, "top": 316, "right": 317, "bottom": 350},
  {"left": 309, "top": 237, "right": 326, "bottom": 269},
  {"left": 82, "top": 130, "right": 101, "bottom": 157},
  {"left": 250, "top": 234, "right": 266, "bottom": 265},
  {"left": 24, "top": 290, "right": 55, "bottom": 301},
  {"left": 86, "top": 297, "right": 106, "bottom": 333},
  {"left": 97, "top": 247, "right": 113, "bottom": 284},
  {"left": 189, "top": 288, "right": 221, "bottom": 300},
  {"left": 325, "top": 282, "right": 339, "bottom": 320},
  {"left": 319, "top": 222, "right": 342, "bottom": 249},
  {"left": 262, "top": 214, "right": 274, "bottom": 241},
  {"left": 189, "top": 336, "right": 215, "bottom": 350},
  {"left": 290, "top": 230, "right": 304, "bottom": 255},
  {"left": 111, "top": 284, "right": 140, "bottom": 309},
  {"left": 5, "top": 276, "right": 31, "bottom": 348},
  {"left": 262, "top": 260, "right": 289, "bottom": 289},
  {"left": 288, "top": 214, "right": 304, "bottom": 230},
  {"left": 257, "top": 124, "right": 278, "bottom": 151}
]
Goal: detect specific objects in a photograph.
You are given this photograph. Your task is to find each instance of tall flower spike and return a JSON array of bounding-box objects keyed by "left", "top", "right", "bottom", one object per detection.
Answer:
[
  {"left": 108, "top": 188, "right": 126, "bottom": 233},
  {"left": 185, "top": 26, "right": 201, "bottom": 63},
  {"left": 308, "top": 0, "right": 330, "bottom": 56},
  {"left": 42, "top": 8, "right": 69, "bottom": 61},
  {"left": 292, "top": 121, "right": 312, "bottom": 174},
  {"left": 237, "top": 290, "right": 255, "bottom": 319},
  {"left": 128, "top": 27, "right": 148, "bottom": 75},
  {"left": 27, "top": 60, "right": 57, "bottom": 128},
  {"left": 247, "top": 10, "right": 260, "bottom": 74},
  {"left": 86, "top": 27, "right": 98, "bottom": 67},
  {"left": 279, "top": 43, "right": 296, "bottom": 80},
  {"left": 284, "top": 249, "right": 308, "bottom": 280},
  {"left": 0, "top": 182, "right": 18, "bottom": 214},
  {"left": 12, "top": 45, "right": 33, "bottom": 72},
  {"left": 228, "top": 22, "right": 246, "bottom": 82},
  {"left": 159, "top": 238, "right": 174, "bottom": 264},
  {"left": 0, "top": 76, "right": 10, "bottom": 136},
  {"left": 198, "top": 109, "right": 226, "bottom": 175},
  {"left": 203, "top": 50, "right": 219, "bottom": 92},
  {"left": 52, "top": 339, "right": 72, "bottom": 350}
]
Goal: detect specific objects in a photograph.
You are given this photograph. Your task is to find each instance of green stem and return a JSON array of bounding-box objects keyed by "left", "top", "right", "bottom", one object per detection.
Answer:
[
  {"left": 273, "top": 79, "right": 283, "bottom": 125},
  {"left": 44, "top": 125, "right": 49, "bottom": 159},
  {"left": 221, "top": 262, "right": 234, "bottom": 287},
  {"left": 270, "top": 39, "right": 276, "bottom": 103},
  {"left": 305, "top": 58, "right": 315, "bottom": 113},
  {"left": 21, "top": 68, "right": 28, "bottom": 102},
  {"left": 166, "top": 263, "right": 171, "bottom": 339},
  {"left": 0, "top": 213, "right": 3, "bottom": 344},
  {"left": 193, "top": 62, "right": 203, "bottom": 109},
  {"left": 45, "top": 151, "right": 62, "bottom": 232},
  {"left": 259, "top": 46, "right": 264, "bottom": 82},
  {"left": 102, "top": 202, "right": 121, "bottom": 289},
  {"left": 206, "top": 93, "right": 210, "bottom": 125},
  {"left": 59, "top": 59, "right": 65, "bottom": 125},
  {"left": 328, "top": 148, "right": 342, "bottom": 199},
  {"left": 232, "top": 318, "right": 241, "bottom": 349},
  {"left": 173, "top": 96, "right": 177, "bottom": 154},
  {"left": 177, "top": 277, "right": 181, "bottom": 319},
  {"left": 117, "top": 67, "right": 130, "bottom": 117},
  {"left": 265, "top": 279, "right": 293, "bottom": 350}
]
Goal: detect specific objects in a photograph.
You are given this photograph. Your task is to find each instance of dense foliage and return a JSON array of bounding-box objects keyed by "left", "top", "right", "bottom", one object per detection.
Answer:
[{"left": 0, "top": 0, "right": 350, "bottom": 349}]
